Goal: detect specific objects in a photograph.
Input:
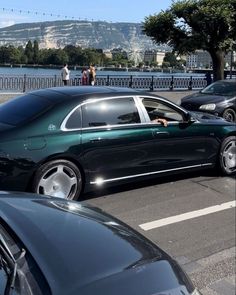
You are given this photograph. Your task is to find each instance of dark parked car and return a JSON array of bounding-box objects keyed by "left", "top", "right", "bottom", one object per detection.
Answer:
[
  {"left": 0, "top": 191, "right": 201, "bottom": 295},
  {"left": 180, "top": 79, "right": 236, "bottom": 122},
  {"left": 0, "top": 86, "right": 235, "bottom": 200}
]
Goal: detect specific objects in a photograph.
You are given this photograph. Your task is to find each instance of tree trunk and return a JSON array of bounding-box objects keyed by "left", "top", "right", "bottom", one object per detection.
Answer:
[{"left": 208, "top": 50, "right": 225, "bottom": 81}]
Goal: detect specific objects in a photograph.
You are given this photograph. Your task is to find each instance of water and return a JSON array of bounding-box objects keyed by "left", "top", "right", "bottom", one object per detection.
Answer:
[{"left": 0, "top": 66, "right": 204, "bottom": 77}]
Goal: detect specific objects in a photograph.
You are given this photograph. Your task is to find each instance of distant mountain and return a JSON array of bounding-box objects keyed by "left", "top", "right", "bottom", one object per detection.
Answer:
[{"left": 0, "top": 20, "right": 168, "bottom": 52}]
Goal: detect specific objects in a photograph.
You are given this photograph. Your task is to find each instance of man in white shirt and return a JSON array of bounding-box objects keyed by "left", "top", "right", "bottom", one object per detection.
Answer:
[{"left": 61, "top": 64, "right": 70, "bottom": 85}]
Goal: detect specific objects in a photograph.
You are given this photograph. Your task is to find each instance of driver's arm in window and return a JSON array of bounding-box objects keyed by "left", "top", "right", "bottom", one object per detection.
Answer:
[{"left": 151, "top": 117, "right": 168, "bottom": 127}]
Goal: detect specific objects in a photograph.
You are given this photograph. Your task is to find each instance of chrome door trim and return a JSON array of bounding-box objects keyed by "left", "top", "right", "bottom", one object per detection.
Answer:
[{"left": 90, "top": 163, "right": 214, "bottom": 185}]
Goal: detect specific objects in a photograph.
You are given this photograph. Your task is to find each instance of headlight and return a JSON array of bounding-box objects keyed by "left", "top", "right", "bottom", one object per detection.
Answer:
[
  {"left": 199, "top": 103, "right": 216, "bottom": 111},
  {"left": 192, "top": 289, "right": 202, "bottom": 295}
]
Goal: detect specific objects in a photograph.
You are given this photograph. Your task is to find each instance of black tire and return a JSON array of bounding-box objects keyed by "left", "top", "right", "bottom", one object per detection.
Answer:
[
  {"left": 33, "top": 159, "right": 83, "bottom": 200},
  {"left": 222, "top": 108, "right": 236, "bottom": 122},
  {"left": 219, "top": 136, "right": 236, "bottom": 175}
]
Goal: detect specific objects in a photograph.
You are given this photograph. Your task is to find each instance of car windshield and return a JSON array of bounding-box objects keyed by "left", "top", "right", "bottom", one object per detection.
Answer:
[
  {"left": 201, "top": 81, "right": 236, "bottom": 96},
  {"left": 0, "top": 94, "right": 52, "bottom": 126}
]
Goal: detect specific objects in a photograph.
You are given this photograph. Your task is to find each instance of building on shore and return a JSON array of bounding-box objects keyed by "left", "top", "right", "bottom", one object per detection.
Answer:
[
  {"left": 143, "top": 50, "right": 166, "bottom": 66},
  {"left": 186, "top": 50, "right": 236, "bottom": 69}
]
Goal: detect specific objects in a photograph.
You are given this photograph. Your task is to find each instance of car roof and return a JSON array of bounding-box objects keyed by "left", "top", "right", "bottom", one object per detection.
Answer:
[
  {"left": 0, "top": 192, "right": 163, "bottom": 293},
  {"left": 28, "top": 86, "right": 146, "bottom": 103}
]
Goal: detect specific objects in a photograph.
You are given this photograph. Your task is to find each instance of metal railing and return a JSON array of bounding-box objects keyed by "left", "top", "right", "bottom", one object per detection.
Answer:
[{"left": 0, "top": 74, "right": 209, "bottom": 92}]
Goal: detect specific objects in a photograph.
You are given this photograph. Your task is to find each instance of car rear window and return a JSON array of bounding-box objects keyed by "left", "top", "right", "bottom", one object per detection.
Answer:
[{"left": 0, "top": 94, "right": 52, "bottom": 126}]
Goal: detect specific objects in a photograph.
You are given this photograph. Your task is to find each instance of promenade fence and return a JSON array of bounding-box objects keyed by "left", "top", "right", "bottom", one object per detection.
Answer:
[{"left": 0, "top": 73, "right": 209, "bottom": 92}]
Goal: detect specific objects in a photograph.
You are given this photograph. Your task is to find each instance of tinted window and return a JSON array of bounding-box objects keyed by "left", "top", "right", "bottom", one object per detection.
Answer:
[
  {"left": 65, "top": 107, "right": 82, "bottom": 129},
  {"left": 142, "top": 98, "right": 183, "bottom": 122},
  {"left": 82, "top": 97, "right": 140, "bottom": 127},
  {"left": 0, "top": 94, "right": 52, "bottom": 126}
]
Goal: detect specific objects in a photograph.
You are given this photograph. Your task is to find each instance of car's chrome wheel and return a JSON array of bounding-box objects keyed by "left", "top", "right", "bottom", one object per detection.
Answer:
[
  {"left": 220, "top": 136, "right": 236, "bottom": 175},
  {"left": 222, "top": 108, "right": 236, "bottom": 122},
  {"left": 33, "top": 160, "right": 83, "bottom": 200}
]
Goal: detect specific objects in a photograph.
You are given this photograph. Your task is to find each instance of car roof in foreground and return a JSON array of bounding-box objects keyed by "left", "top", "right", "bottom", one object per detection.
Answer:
[{"left": 0, "top": 192, "right": 166, "bottom": 292}]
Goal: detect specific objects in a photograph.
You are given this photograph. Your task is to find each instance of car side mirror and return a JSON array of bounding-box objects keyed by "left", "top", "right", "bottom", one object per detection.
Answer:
[{"left": 183, "top": 112, "right": 195, "bottom": 123}]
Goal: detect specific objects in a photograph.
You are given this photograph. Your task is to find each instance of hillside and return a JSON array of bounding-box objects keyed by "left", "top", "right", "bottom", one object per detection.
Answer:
[{"left": 0, "top": 20, "right": 165, "bottom": 52}]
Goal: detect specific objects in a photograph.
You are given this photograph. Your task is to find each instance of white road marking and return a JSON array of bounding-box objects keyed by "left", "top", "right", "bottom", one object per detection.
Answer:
[{"left": 139, "top": 201, "right": 236, "bottom": 231}]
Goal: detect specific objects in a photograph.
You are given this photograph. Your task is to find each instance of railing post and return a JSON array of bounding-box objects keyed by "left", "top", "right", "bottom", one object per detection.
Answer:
[
  {"left": 150, "top": 75, "right": 154, "bottom": 91},
  {"left": 106, "top": 75, "right": 110, "bottom": 86},
  {"left": 23, "top": 74, "right": 27, "bottom": 92},
  {"left": 129, "top": 75, "right": 133, "bottom": 88},
  {"left": 188, "top": 76, "right": 193, "bottom": 90},
  {"left": 169, "top": 75, "right": 174, "bottom": 90},
  {"left": 54, "top": 75, "right": 57, "bottom": 87}
]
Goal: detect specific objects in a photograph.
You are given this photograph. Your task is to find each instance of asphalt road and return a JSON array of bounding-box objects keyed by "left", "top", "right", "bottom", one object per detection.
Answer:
[
  {"left": 0, "top": 89, "right": 235, "bottom": 294},
  {"left": 83, "top": 170, "right": 235, "bottom": 295}
]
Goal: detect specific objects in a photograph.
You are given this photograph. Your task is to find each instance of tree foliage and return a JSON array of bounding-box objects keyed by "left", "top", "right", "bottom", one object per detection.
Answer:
[
  {"left": 143, "top": 0, "right": 236, "bottom": 80},
  {"left": 0, "top": 43, "right": 112, "bottom": 67}
]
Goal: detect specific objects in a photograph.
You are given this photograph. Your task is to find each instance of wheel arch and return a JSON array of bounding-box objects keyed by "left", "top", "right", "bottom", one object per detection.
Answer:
[{"left": 26, "top": 154, "right": 87, "bottom": 193}]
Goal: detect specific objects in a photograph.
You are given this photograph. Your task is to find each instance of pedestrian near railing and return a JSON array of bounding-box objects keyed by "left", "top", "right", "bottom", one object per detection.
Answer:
[{"left": 0, "top": 73, "right": 222, "bottom": 92}]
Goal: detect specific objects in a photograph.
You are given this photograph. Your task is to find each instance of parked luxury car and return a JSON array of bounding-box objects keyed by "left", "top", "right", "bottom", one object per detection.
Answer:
[
  {"left": 0, "top": 86, "right": 235, "bottom": 200},
  {"left": 0, "top": 191, "right": 201, "bottom": 295},
  {"left": 180, "top": 79, "right": 236, "bottom": 122}
]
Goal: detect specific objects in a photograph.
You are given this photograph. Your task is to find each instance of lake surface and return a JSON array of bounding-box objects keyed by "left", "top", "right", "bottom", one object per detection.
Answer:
[{"left": 0, "top": 66, "right": 204, "bottom": 77}]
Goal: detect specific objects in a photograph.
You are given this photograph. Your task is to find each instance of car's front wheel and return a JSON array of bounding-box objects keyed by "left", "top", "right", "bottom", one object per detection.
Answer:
[
  {"left": 222, "top": 108, "right": 236, "bottom": 122},
  {"left": 33, "top": 159, "right": 83, "bottom": 200},
  {"left": 219, "top": 136, "right": 236, "bottom": 175}
]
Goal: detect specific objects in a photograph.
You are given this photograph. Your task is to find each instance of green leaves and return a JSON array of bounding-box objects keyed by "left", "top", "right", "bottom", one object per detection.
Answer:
[{"left": 143, "top": 0, "right": 236, "bottom": 80}]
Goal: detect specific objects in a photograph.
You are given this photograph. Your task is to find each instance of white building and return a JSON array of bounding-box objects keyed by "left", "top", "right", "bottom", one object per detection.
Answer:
[{"left": 186, "top": 50, "right": 236, "bottom": 69}]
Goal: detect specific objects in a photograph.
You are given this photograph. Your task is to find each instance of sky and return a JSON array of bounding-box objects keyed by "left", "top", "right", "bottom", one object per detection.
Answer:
[{"left": 0, "top": 0, "right": 173, "bottom": 28}]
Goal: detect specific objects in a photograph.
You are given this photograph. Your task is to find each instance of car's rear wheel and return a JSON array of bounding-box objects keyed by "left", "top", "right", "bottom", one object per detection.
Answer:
[
  {"left": 33, "top": 160, "right": 83, "bottom": 200},
  {"left": 222, "top": 108, "right": 236, "bottom": 122},
  {"left": 219, "top": 136, "right": 236, "bottom": 175}
]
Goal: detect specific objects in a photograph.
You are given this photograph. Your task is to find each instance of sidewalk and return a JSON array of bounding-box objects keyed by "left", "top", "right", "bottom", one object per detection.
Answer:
[{"left": 0, "top": 89, "right": 197, "bottom": 105}]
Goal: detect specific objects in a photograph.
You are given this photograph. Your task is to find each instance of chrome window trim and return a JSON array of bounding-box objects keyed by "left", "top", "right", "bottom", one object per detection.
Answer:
[
  {"left": 61, "top": 94, "right": 195, "bottom": 132},
  {"left": 90, "top": 163, "right": 214, "bottom": 185},
  {"left": 61, "top": 95, "right": 142, "bottom": 131}
]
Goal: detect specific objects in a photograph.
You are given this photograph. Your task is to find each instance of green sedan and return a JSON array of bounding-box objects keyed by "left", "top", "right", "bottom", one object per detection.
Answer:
[{"left": 0, "top": 86, "right": 235, "bottom": 200}]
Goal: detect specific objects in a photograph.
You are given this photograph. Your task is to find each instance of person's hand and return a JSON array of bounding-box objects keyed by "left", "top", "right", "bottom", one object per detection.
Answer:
[{"left": 152, "top": 118, "right": 168, "bottom": 127}]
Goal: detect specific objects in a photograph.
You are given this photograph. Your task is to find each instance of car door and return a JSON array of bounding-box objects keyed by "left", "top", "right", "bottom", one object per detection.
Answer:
[
  {"left": 80, "top": 96, "right": 156, "bottom": 185},
  {"left": 139, "top": 96, "right": 215, "bottom": 172}
]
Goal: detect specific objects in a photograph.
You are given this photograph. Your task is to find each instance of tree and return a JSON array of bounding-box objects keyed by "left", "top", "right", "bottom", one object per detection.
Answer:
[
  {"left": 163, "top": 52, "right": 178, "bottom": 67},
  {"left": 33, "top": 40, "right": 39, "bottom": 64},
  {"left": 143, "top": 0, "right": 236, "bottom": 81},
  {"left": 24, "top": 40, "right": 34, "bottom": 64}
]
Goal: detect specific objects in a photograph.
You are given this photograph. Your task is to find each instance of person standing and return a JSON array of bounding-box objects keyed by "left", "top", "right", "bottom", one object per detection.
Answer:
[
  {"left": 88, "top": 65, "right": 96, "bottom": 86},
  {"left": 61, "top": 64, "right": 70, "bottom": 86},
  {"left": 81, "top": 67, "right": 88, "bottom": 85}
]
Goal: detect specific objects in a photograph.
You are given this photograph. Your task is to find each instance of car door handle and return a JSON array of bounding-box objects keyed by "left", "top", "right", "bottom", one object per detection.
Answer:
[
  {"left": 155, "top": 131, "right": 169, "bottom": 135},
  {"left": 89, "top": 137, "right": 104, "bottom": 142}
]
